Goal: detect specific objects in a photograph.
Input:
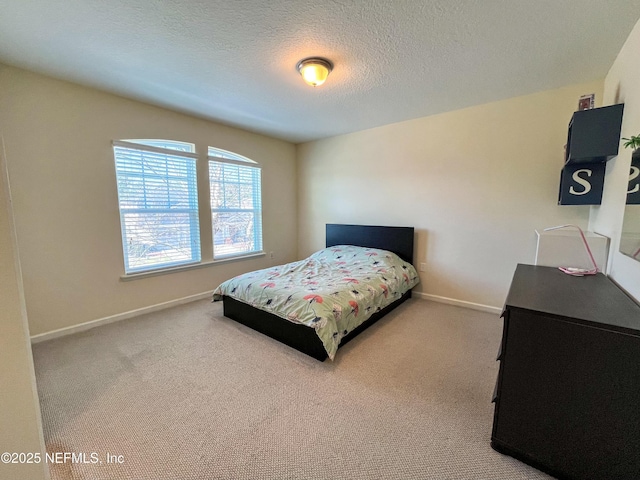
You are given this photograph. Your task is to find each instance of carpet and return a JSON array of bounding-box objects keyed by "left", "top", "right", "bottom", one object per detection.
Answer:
[{"left": 33, "top": 298, "right": 552, "bottom": 480}]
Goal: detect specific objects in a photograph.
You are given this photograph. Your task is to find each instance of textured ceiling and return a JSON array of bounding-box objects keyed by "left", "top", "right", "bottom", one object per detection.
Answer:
[{"left": 1, "top": 0, "right": 639, "bottom": 143}]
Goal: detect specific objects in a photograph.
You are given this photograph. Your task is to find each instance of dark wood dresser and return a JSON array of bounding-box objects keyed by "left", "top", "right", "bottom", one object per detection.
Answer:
[{"left": 492, "top": 264, "right": 640, "bottom": 479}]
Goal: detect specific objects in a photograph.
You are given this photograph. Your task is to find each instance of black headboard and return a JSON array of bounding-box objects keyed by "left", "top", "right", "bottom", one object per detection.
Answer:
[{"left": 326, "top": 224, "right": 415, "bottom": 264}]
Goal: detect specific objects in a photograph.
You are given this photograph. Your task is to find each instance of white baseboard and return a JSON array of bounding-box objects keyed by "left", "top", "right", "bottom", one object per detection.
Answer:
[
  {"left": 30, "top": 291, "right": 215, "bottom": 344},
  {"left": 31, "top": 289, "right": 501, "bottom": 344},
  {"left": 413, "top": 291, "right": 502, "bottom": 315}
]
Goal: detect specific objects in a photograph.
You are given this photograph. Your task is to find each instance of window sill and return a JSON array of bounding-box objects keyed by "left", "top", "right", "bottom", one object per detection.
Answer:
[{"left": 120, "top": 252, "right": 266, "bottom": 281}]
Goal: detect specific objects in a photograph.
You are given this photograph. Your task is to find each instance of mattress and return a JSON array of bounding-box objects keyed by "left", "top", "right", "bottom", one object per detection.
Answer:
[{"left": 213, "top": 245, "right": 420, "bottom": 359}]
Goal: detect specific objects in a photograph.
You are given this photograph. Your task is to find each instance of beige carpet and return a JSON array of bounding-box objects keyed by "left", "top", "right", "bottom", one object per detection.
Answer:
[{"left": 33, "top": 298, "right": 552, "bottom": 480}]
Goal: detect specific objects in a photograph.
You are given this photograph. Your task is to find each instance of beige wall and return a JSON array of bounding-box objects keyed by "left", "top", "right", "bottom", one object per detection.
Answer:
[
  {"left": 590, "top": 17, "right": 640, "bottom": 301},
  {"left": 297, "top": 81, "right": 603, "bottom": 309},
  {"left": 0, "top": 65, "right": 298, "bottom": 336},
  {"left": 0, "top": 140, "right": 48, "bottom": 480}
]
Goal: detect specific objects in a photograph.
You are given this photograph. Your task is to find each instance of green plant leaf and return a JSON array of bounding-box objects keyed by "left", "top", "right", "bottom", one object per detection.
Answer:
[{"left": 622, "top": 134, "right": 640, "bottom": 149}]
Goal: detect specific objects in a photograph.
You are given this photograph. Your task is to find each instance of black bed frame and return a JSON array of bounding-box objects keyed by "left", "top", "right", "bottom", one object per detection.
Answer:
[{"left": 222, "top": 224, "right": 415, "bottom": 361}]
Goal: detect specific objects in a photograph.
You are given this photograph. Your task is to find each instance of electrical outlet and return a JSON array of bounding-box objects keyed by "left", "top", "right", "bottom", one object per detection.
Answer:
[
  {"left": 270, "top": 251, "right": 274, "bottom": 259},
  {"left": 419, "top": 262, "right": 427, "bottom": 272}
]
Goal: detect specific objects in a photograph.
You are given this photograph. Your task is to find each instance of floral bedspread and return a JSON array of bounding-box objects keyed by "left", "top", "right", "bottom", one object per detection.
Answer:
[{"left": 213, "top": 245, "right": 420, "bottom": 359}]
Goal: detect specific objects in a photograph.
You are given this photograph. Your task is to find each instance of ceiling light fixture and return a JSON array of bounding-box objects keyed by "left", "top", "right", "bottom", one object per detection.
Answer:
[{"left": 296, "top": 57, "right": 333, "bottom": 87}]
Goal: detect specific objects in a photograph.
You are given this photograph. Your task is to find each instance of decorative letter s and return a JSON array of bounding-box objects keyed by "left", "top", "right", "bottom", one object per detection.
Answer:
[
  {"left": 569, "top": 169, "right": 592, "bottom": 195},
  {"left": 629, "top": 166, "right": 639, "bottom": 194}
]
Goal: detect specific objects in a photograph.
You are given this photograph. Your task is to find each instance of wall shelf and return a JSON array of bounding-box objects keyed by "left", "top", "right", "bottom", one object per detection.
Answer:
[
  {"left": 564, "top": 103, "right": 624, "bottom": 165},
  {"left": 559, "top": 103, "right": 624, "bottom": 204}
]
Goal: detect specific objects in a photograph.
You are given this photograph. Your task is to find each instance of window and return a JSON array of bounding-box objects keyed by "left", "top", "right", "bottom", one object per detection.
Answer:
[
  {"left": 208, "top": 147, "right": 263, "bottom": 259},
  {"left": 113, "top": 140, "right": 201, "bottom": 273},
  {"left": 112, "top": 141, "right": 263, "bottom": 275}
]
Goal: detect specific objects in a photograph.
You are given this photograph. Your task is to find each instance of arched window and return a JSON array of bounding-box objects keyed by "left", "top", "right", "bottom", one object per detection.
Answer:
[
  {"left": 208, "top": 147, "right": 263, "bottom": 259},
  {"left": 112, "top": 139, "right": 200, "bottom": 273}
]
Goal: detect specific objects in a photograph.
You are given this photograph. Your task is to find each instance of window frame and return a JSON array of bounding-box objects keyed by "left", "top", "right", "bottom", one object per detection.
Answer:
[
  {"left": 112, "top": 139, "right": 201, "bottom": 275},
  {"left": 112, "top": 140, "right": 265, "bottom": 279},
  {"left": 208, "top": 149, "right": 264, "bottom": 260}
]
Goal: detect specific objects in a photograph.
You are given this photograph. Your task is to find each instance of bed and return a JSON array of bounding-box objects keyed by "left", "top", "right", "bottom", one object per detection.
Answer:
[{"left": 213, "top": 224, "right": 418, "bottom": 361}]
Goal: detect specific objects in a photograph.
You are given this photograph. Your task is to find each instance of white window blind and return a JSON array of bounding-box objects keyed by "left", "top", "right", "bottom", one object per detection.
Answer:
[
  {"left": 113, "top": 140, "right": 201, "bottom": 273},
  {"left": 208, "top": 148, "right": 262, "bottom": 259}
]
